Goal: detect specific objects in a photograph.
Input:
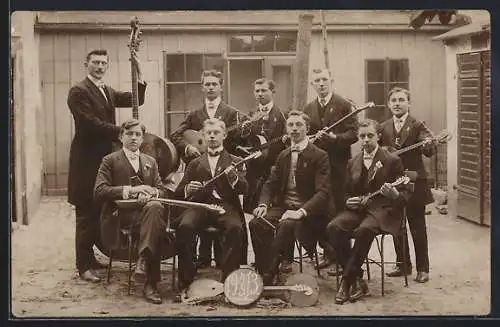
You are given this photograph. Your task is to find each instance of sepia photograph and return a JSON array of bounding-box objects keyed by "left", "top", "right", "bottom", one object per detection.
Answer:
[{"left": 10, "top": 9, "right": 491, "bottom": 317}]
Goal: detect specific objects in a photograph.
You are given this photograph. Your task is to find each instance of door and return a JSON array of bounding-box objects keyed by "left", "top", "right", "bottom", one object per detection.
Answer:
[
  {"left": 227, "top": 58, "right": 263, "bottom": 114},
  {"left": 456, "top": 51, "right": 490, "bottom": 226},
  {"left": 263, "top": 57, "right": 294, "bottom": 112}
]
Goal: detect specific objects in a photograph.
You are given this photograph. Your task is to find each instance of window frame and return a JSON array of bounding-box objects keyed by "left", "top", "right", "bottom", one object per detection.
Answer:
[
  {"left": 227, "top": 32, "right": 297, "bottom": 55},
  {"left": 364, "top": 57, "right": 410, "bottom": 122}
]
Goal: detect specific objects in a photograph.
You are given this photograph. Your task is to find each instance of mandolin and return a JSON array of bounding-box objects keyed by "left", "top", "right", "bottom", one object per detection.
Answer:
[
  {"left": 387, "top": 129, "right": 452, "bottom": 156},
  {"left": 364, "top": 175, "right": 410, "bottom": 201},
  {"left": 127, "top": 17, "right": 179, "bottom": 181}
]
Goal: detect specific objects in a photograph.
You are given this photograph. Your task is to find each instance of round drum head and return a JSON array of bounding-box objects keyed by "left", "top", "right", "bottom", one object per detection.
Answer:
[
  {"left": 285, "top": 273, "right": 320, "bottom": 307},
  {"left": 224, "top": 268, "right": 264, "bottom": 307}
]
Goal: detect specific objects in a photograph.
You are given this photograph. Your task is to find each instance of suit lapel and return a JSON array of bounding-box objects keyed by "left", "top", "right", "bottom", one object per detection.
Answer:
[
  {"left": 398, "top": 116, "right": 414, "bottom": 146},
  {"left": 367, "top": 147, "right": 384, "bottom": 183},
  {"left": 214, "top": 102, "right": 226, "bottom": 121},
  {"left": 84, "top": 77, "right": 109, "bottom": 109},
  {"left": 199, "top": 153, "right": 213, "bottom": 180},
  {"left": 138, "top": 153, "right": 152, "bottom": 184},
  {"left": 118, "top": 149, "right": 136, "bottom": 180},
  {"left": 351, "top": 152, "right": 363, "bottom": 185},
  {"left": 199, "top": 105, "right": 210, "bottom": 122},
  {"left": 281, "top": 148, "right": 292, "bottom": 191}
]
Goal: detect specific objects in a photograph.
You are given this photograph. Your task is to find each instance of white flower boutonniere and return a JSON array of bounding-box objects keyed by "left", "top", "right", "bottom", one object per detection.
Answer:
[
  {"left": 375, "top": 161, "right": 383, "bottom": 170},
  {"left": 144, "top": 163, "right": 152, "bottom": 170}
]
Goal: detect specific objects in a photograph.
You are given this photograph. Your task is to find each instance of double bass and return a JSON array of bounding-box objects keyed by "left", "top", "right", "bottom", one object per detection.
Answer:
[{"left": 95, "top": 17, "right": 180, "bottom": 261}]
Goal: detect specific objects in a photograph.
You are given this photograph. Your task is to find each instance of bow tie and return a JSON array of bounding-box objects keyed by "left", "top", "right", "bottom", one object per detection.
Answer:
[
  {"left": 291, "top": 145, "right": 301, "bottom": 152},
  {"left": 128, "top": 153, "right": 139, "bottom": 160},
  {"left": 95, "top": 81, "right": 105, "bottom": 89},
  {"left": 395, "top": 119, "right": 404, "bottom": 124},
  {"left": 319, "top": 98, "right": 327, "bottom": 107},
  {"left": 207, "top": 102, "right": 216, "bottom": 110},
  {"left": 363, "top": 154, "right": 374, "bottom": 160},
  {"left": 208, "top": 150, "right": 221, "bottom": 157}
]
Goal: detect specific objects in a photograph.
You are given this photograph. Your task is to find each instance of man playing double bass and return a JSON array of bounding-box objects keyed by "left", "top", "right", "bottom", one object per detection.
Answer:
[
  {"left": 67, "top": 49, "right": 146, "bottom": 283},
  {"left": 303, "top": 68, "right": 358, "bottom": 270},
  {"left": 173, "top": 118, "right": 248, "bottom": 296},
  {"left": 378, "top": 87, "right": 436, "bottom": 283}
]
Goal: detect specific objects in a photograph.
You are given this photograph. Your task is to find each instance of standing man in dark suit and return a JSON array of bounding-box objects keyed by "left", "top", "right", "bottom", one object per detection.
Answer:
[
  {"left": 303, "top": 68, "right": 358, "bottom": 269},
  {"left": 94, "top": 119, "right": 167, "bottom": 304},
  {"left": 250, "top": 110, "right": 333, "bottom": 285},
  {"left": 170, "top": 69, "right": 246, "bottom": 268},
  {"left": 379, "top": 87, "right": 435, "bottom": 283},
  {"left": 67, "top": 49, "right": 146, "bottom": 283},
  {"left": 327, "top": 119, "right": 412, "bottom": 304},
  {"left": 173, "top": 118, "right": 248, "bottom": 293}
]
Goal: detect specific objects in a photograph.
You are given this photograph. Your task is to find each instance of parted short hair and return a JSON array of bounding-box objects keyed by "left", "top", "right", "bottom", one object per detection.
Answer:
[
  {"left": 311, "top": 68, "right": 332, "bottom": 77},
  {"left": 202, "top": 117, "right": 226, "bottom": 132},
  {"left": 201, "top": 69, "right": 224, "bottom": 85},
  {"left": 358, "top": 118, "right": 379, "bottom": 131},
  {"left": 287, "top": 110, "right": 311, "bottom": 128},
  {"left": 388, "top": 87, "right": 411, "bottom": 102},
  {"left": 86, "top": 49, "right": 109, "bottom": 62},
  {"left": 254, "top": 78, "right": 276, "bottom": 92},
  {"left": 119, "top": 118, "right": 146, "bottom": 136}
]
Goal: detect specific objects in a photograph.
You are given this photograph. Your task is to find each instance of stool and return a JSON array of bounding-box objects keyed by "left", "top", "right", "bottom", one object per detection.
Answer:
[{"left": 294, "top": 240, "right": 321, "bottom": 277}]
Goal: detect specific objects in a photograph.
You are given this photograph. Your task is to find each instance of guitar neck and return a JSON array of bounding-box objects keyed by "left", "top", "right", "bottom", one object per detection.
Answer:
[
  {"left": 155, "top": 198, "right": 217, "bottom": 212},
  {"left": 393, "top": 139, "right": 429, "bottom": 156},
  {"left": 131, "top": 62, "right": 139, "bottom": 119}
]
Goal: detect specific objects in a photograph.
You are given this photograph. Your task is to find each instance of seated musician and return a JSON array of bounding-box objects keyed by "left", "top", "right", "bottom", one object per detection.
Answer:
[
  {"left": 173, "top": 118, "right": 248, "bottom": 295},
  {"left": 250, "top": 110, "right": 333, "bottom": 285},
  {"left": 326, "top": 119, "right": 412, "bottom": 304},
  {"left": 94, "top": 118, "right": 167, "bottom": 305}
]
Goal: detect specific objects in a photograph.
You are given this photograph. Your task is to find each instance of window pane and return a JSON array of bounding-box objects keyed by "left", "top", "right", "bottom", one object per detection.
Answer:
[
  {"left": 275, "top": 33, "right": 297, "bottom": 52},
  {"left": 367, "top": 83, "right": 386, "bottom": 106},
  {"left": 185, "top": 83, "right": 203, "bottom": 111},
  {"left": 253, "top": 34, "right": 275, "bottom": 52},
  {"left": 186, "top": 54, "right": 203, "bottom": 82},
  {"left": 367, "top": 60, "right": 385, "bottom": 82},
  {"left": 366, "top": 105, "right": 389, "bottom": 122},
  {"left": 229, "top": 35, "right": 252, "bottom": 52},
  {"left": 166, "top": 54, "right": 185, "bottom": 82},
  {"left": 389, "top": 60, "right": 409, "bottom": 82},
  {"left": 389, "top": 82, "right": 409, "bottom": 91},
  {"left": 166, "top": 84, "right": 185, "bottom": 111}
]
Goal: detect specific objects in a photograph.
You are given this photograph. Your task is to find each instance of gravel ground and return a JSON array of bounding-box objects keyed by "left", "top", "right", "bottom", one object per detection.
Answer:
[{"left": 11, "top": 196, "right": 490, "bottom": 318}]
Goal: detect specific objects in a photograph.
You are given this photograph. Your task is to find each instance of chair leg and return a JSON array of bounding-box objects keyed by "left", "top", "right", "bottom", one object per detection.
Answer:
[
  {"left": 297, "top": 241, "right": 303, "bottom": 273},
  {"left": 365, "top": 256, "right": 371, "bottom": 281},
  {"left": 107, "top": 250, "right": 113, "bottom": 283},
  {"left": 127, "top": 234, "right": 133, "bottom": 296},
  {"left": 402, "top": 229, "right": 409, "bottom": 287},
  {"left": 381, "top": 235, "right": 385, "bottom": 296},
  {"left": 336, "top": 262, "right": 340, "bottom": 290},
  {"left": 171, "top": 254, "right": 177, "bottom": 291},
  {"left": 314, "top": 248, "right": 321, "bottom": 277}
]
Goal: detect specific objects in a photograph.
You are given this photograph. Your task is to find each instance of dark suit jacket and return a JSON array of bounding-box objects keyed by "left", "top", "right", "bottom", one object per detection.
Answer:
[
  {"left": 345, "top": 147, "right": 411, "bottom": 235},
  {"left": 243, "top": 105, "right": 287, "bottom": 176},
  {"left": 378, "top": 115, "right": 435, "bottom": 205},
  {"left": 259, "top": 142, "right": 334, "bottom": 219},
  {"left": 67, "top": 77, "right": 146, "bottom": 207},
  {"left": 303, "top": 93, "right": 358, "bottom": 166},
  {"left": 170, "top": 101, "right": 244, "bottom": 157},
  {"left": 94, "top": 149, "right": 165, "bottom": 251}
]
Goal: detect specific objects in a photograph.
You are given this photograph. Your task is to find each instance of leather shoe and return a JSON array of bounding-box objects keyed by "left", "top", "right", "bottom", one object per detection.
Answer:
[
  {"left": 143, "top": 284, "right": 162, "bottom": 304},
  {"left": 79, "top": 270, "right": 101, "bottom": 283},
  {"left": 386, "top": 266, "right": 412, "bottom": 277},
  {"left": 350, "top": 278, "right": 369, "bottom": 302},
  {"left": 335, "top": 278, "right": 351, "bottom": 304},
  {"left": 315, "top": 257, "right": 333, "bottom": 269},
  {"left": 279, "top": 260, "right": 293, "bottom": 274},
  {"left": 133, "top": 256, "right": 147, "bottom": 284},
  {"left": 414, "top": 271, "right": 429, "bottom": 283}
]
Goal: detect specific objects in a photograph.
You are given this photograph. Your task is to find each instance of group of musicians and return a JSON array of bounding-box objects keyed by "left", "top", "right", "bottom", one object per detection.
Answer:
[{"left": 67, "top": 49, "right": 436, "bottom": 305}]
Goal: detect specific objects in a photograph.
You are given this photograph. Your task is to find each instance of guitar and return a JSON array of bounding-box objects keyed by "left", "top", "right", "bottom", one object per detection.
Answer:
[
  {"left": 182, "top": 110, "right": 268, "bottom": 154},
  {"left": 127, "top": 17, "right": 180, "bottom": 180},
  {"left": 115, "top": 198, "right": 226, "bottom": 215}
]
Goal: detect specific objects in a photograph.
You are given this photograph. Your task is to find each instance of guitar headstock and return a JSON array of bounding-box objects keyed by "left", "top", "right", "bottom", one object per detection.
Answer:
[
  {"left": 355, "top": 101, "right": 376, "bottom": 113},
  {"left": 435, "top": 129, "right": 452, "bottom": 143},
  {"left": 128, "top": 16, "right": 142, "bottom": 57}
]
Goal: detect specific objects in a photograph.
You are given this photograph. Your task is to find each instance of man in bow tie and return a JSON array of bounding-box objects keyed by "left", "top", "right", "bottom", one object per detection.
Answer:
[
  {"left": 326, "top": 119, "right": 411, "bottom": 304},
  {"left": 170, "top": 69, "right": 247, "bottom": 269},
  {"left": 67, "top": 49, "right": 147, "bottom": 283},
  {"left": 250, "top": 110, "right": 333, "bottom": 285},
  {"left": 378, "top": 87, "right": 436, "bottom": 283},
  {"left": 303, "top": 68, "right": 359, "bottom": 271},
  {"left": 94, "top": 119, "right": 167, "bottom": 304},
  {"left": 172, "top": 118, "right": 248, "bottom": 295}
]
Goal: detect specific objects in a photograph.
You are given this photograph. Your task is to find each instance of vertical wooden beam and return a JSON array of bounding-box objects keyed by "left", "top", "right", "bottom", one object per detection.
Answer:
[
  {"left": 320, "top": 10, "right": 330, "bottom": 71},
  {"left": 293, "top": 13, "right": 314, "bottom": 111}
]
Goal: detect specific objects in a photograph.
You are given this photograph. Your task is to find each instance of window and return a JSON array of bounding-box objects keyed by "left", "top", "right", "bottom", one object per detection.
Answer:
[
  {"left": 229, "top": 32, "right": 297, "bottom": 53},
  {"left": 163, "top": 53, "right": 225, "bottom": 135},
  {"left": 366, "top": 58, "right": 409, "bottom": 122}
]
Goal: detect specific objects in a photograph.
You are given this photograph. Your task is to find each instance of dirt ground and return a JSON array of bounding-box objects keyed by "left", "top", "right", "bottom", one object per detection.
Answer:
[{"left": 11, "top": 196, "right": 490, "bottom": 318}]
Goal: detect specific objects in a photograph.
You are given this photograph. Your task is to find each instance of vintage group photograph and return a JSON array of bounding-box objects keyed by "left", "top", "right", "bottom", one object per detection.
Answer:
[{"left": 10, "top": 9, "right": 491, "bottom": 317}]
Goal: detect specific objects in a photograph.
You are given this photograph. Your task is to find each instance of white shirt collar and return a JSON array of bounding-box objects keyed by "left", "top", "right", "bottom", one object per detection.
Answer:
[
  {"left": 123, "top": 147, "right": 140, "bottom": 160},
  {"left": 207, "top": 145, "right": 224, "bottom": 156},
  {"left": 88, "top": 74, "right": 105, "bottom": 88},
  {"left": 291, "top": 138, "right": 309, "bottom": 152},
  {"left": 205, "top": 97, "right": 221, "bottom": 110},
  {"left": 363, "top": 145, "right": 379, "bottom": 158},
  {"left": 258, "top": 101, "right": 274, "bottom": 112},
  {"left": 393, "top": 112, "right": 409, "bottom": 125},
  {"left": 318, "top": 92, "right": 333, "bottom": 105}
]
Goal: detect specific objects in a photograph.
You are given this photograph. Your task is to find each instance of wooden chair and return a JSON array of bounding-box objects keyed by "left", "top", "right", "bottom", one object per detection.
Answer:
[{"left": 294, "top": 240, "right": 321, "bottom": 277}]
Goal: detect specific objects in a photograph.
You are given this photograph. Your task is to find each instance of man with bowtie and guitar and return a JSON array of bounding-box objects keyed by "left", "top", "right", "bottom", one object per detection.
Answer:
[
  {"left": 172, "top": 118, "right": 249, "bottom": 297},
  {"left": 327, "top": 119, "right": 413, "bottom": 304},
  {"left": 379, "top": 87, "right": 442, "bottom": 284}
]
